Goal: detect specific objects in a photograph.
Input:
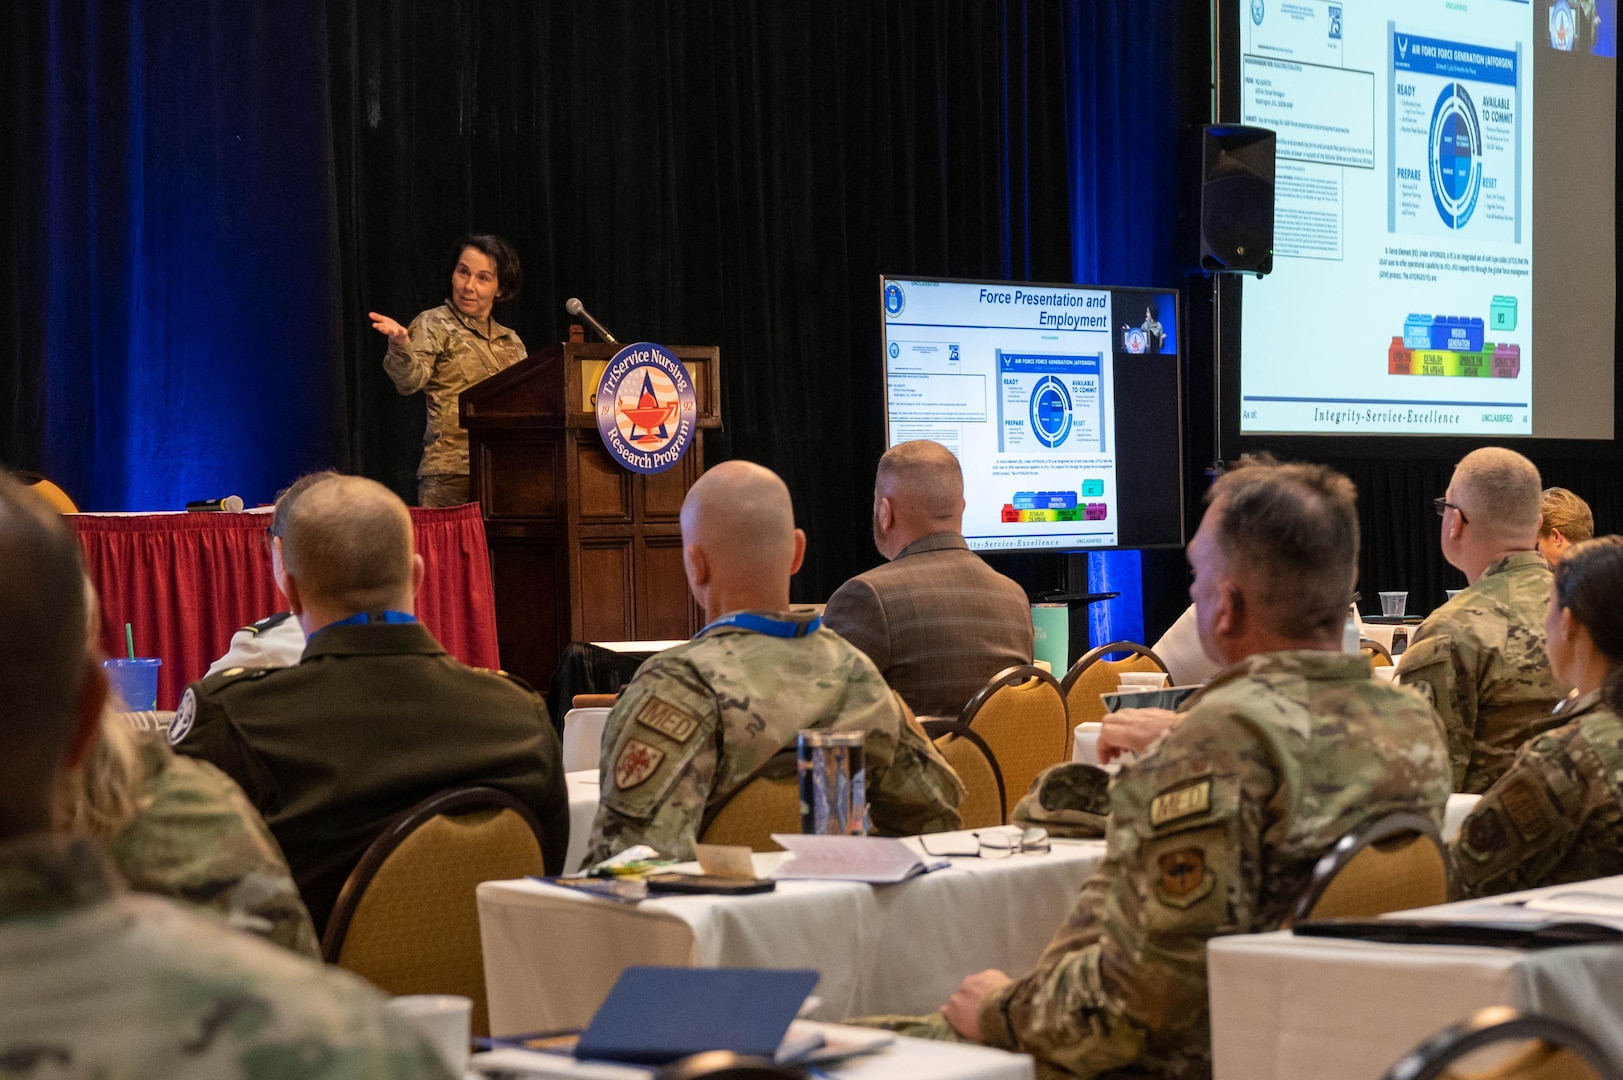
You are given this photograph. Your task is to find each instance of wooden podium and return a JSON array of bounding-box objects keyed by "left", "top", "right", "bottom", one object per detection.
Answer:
[{"left": 461, "top": 342, "right": 721, "bottom": 690}]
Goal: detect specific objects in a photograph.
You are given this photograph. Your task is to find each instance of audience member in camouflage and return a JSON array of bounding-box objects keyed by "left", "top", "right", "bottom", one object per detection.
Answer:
[
  {"left": 372, "top": 236, "right": 526, "bottom": 505},
  {"left": 1454, "top": 537, "right": 1623, "bottom": 897},
  {"left": 1011, "top": 762, "right": 1111, "bottom": 839},
  {"left": 112, "top": 728, "right": 321, "bottom": 957},
  {"left": 0, "top": 838, "right": 451, "bottom": 1079},
  {"left": 886, "top": 457, "right": 1452, "bottom": 1080},
  {"left": 585, "top": 462, "right": 962, "bottom": 864},
  {"left": 0, "top": 472, "right": 449, "bottom": 1077},
  {"left": 1398, "top": 449, "right": 1567, "bottom": 792}
]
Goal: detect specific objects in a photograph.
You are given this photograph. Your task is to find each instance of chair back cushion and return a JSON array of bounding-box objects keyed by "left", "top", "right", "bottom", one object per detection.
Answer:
[
  {"left": 927, "top": 723, "right": 1005, "bottom": 829},
  {"left": 331, "top": 800, "right": 544, "bottom": 1036},
  {"left": 1383, "top": 1006, "right": 1613, "bottom": 1080},
  {"left": 699, "top": 773, "right": 801, "bottom": 851},
  {"left": 1295, "top": 814, "right": 1449, "bottom": 924},
  {"left": 1061, "top": 642, "right": 1169, "bottom": 727},
  {"left": 960, "top": 666, "right": 1069, "bottom": 821}
]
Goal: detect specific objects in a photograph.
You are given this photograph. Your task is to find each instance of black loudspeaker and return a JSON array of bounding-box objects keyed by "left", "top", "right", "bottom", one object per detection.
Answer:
[{"left": 1192, "top": 125, "right": 1275, "bottom": 276}]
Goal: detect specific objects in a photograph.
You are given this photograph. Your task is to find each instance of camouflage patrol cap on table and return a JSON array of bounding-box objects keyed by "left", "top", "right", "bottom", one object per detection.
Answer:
[{"left": 1011, "top": 762, "right": 1112, "bottom": 838}]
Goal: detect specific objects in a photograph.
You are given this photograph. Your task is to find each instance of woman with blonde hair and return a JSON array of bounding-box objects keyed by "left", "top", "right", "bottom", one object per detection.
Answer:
[{"left": 58, "top": 583, "right": 320, "bottom": 956}]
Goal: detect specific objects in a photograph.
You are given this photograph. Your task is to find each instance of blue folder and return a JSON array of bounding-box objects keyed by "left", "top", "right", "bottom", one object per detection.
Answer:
[{"left": 575, "top": 966, "right": 820, "bottom": 1065}]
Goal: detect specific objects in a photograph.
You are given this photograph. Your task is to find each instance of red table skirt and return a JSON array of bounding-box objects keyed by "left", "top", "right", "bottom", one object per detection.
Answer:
[{"left": 74, "top": 504, "right": 501, "bottom": 709}]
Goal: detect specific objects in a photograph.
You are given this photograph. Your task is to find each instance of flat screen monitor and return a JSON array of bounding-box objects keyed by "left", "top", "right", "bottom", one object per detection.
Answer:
[
  {"left": 880, "top": 276, "right": 1184, "bottom": 553},
  {"left": 1225, "top": 0, "right": 1616, "bottom": 439}
]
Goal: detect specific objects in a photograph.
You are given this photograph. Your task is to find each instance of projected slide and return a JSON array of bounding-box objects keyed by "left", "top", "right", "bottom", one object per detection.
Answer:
[
  {"left": 1236, "top": 0, "right": 1571, "bottom": 436},
  {"left": 882, "top": 279, "right": 1130, "bottom": 550}
]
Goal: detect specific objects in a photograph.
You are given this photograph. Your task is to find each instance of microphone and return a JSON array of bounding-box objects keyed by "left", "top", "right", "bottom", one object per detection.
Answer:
[
  {"left": 564, "top": 297, "right": 619, "bottom": 344},
  {"left": 185, "top": 496, "right": 245, "bottom": 513}
]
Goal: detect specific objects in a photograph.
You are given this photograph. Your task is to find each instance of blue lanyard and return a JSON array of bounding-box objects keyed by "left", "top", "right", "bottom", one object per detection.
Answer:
[
  {"left": 697, "top": 611, "right": 822, "bottom": 639},
  {"left": 318, "top": 610, "right": 417, "bottom": 633}
]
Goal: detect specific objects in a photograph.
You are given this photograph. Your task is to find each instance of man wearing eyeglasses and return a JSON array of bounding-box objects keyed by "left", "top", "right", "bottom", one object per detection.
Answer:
[
  {"left": 873, "top": 456, "right": 1450, "bottom": 1078},
  {"left": 1398, "top": 447, "right": 1568, "bottom": 793}
]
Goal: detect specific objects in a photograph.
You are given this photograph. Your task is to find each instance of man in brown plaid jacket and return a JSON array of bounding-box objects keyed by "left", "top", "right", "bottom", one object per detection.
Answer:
[{"left": 823, "top": 440, "right": 1034, "bottom": 718}]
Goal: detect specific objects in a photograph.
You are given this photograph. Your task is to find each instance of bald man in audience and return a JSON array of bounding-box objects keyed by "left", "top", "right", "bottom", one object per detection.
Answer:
[
  {"left": 172, "top": 474, "right": 567, "bottom": 934},
  {"left": 823, "top": 440, "right": 1034, "bottom": 717},
  {"left": 871, "top": 456, "right": 1451, "bottom": 1078},
  {"left": 584, "top": 461, "right": 963, "bottom": 864},
  {"left": 0, "top": 473, "right": 451, "bottom": 1076},
  {"left": 1537, "top": 486, "right": 1594, "bottom": 569},
  {"left": 1399, "top": 448, "right": 1568, "bottom": 793}
]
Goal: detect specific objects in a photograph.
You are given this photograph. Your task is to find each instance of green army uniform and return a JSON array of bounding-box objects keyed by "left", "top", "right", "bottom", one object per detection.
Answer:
[
  {"left": 172, "top": 619, "right": 568, "bottom": 936},
  {"left": 0, "top": 836, "right": 451, "bottom": 1079},
  {"left": 584, "top": 610, "right": 964, "bottom": 865},
  {"left": 381, "top": 302, "right": 526, "bottom": 497},
  {"left": 1453, "top": 690, "right": 1623, "bottom": 898},
  {"left": 110, "top": 731, "right": 321, "bottom": 957},
  {"left": 1397, "top": 551, "right": 1567, "bottom": 793},
  {"left": 893, "top": 651, "right": 1450, "bottom": 1080}
]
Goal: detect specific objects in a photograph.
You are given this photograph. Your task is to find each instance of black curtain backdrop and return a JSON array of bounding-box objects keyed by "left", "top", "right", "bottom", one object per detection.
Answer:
[{"left": 328, "top": 0, "right": 1078, "bottom": 601}]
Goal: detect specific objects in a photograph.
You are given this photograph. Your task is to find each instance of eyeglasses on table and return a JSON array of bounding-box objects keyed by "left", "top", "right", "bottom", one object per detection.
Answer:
[{"left": 919, "top": 826, "right": 1051, "bottom": 859}]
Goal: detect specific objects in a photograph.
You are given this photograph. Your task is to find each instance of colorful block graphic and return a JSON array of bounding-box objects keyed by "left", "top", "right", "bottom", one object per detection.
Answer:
[
  {"left": 1402, "top": 314, "right": 1485, "bottom": 352},
  {"left": 999, "top": 503, "right": 1109, "bottom": 523},
  {"left": 1387, "top": 339, "right": 1520, "bottom": 378}
]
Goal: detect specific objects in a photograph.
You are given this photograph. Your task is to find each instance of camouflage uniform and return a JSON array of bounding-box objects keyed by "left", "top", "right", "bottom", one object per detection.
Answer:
[
  {"left": 0, "top": 836, "right": 451, "bottom": 1079},
  {"left": 1453, "top": 689, "right": 1623, "bottom": 898},
  {"left": 584, "top": 610, "right": 964, "bottom": 865},
  {"left": 971, "top": 650, "right": 1450, "bottom": 1079},
  {"left": 1397, "top": 551, "right": 1567, "bottom": 793},
  {"left": 381, "top": 302, "right": 526, "bottom": 487},
  {"left": 110, "top": 731, "right": 321, "bottom": 958}
]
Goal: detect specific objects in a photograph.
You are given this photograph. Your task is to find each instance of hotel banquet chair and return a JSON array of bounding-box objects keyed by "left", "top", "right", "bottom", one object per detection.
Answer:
[
  {"left": 1362, "top": 637, "right": 1395, "bottom": 667},
  {"left": 321, "top": 786, "right": 548, "bottom": 1038},
  {"left": 698, "top": 760, "right": 801, "bottom": 852},
  {"left": 1060, "top": 640, "right": 1170, "bottom": 728},
  {"left": 12, "top": 470, "right": 80, "bottom": 514},
  {"left": 920, "top": 718, "right": 1007, "bottom": 829},
  {"left": 1288, "top": 811, "right": 1449, "bottom": 925},
  {"left": 1382, "top": 1007, "right": 1618, "bottom": 1080},
  {"left": 958, "top": 664, "right": 1070, "bottom": 822}
]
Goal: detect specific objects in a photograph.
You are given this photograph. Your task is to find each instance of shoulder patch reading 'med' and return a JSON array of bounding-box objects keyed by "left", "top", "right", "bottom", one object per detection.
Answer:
[
  {"left": 1150, "top": 779, "right": 1211, "bottom": 828},
  {"left": 635, "top": 697, "right": 701, "bottom": 744},
  {"left": 614, "top": 737, "right": 667, "bottom": 790}
]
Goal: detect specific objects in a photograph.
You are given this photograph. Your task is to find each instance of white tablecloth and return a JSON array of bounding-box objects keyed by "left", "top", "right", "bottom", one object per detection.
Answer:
[
  {"left": 478, "top": 834, "right": 1105, "bottom": 1037},
  {"left": 564, "top": 772, "right": 601, "bottom": 875},
  {"left": 470, "top": 1021, "right": 1034, "bottom": 1079},
  {"left": 561, "top": 708, "right": 610, "bottom": 773},
  {"left": 1208, "top": 874, "right": 1623, "bottom": 1080}
]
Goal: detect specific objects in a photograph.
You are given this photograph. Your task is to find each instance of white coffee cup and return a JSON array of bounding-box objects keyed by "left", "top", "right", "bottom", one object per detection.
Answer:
[
  {"left": 1073, "top": 722, "right": 1103, "bottom": 765},
  {"left": 1117, "top": 672, "right": 1168, "bottom": 691},
  {"left": 386, "top": 995, "right": 471, "bottom": 1074}
]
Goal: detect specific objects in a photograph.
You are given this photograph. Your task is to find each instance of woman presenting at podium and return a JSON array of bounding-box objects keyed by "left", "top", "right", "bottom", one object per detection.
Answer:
[{"left": 370, "top": 234, "right": 527, "bottom": 507}]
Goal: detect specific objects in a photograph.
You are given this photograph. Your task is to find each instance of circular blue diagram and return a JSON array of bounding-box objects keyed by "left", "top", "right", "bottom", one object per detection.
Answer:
[
  {"left": 1029, "top": 376, "right": 1072, "bottom": 448},
  {"left": 1428, "top": 82, "right": 1482, "bottom": 230}
]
